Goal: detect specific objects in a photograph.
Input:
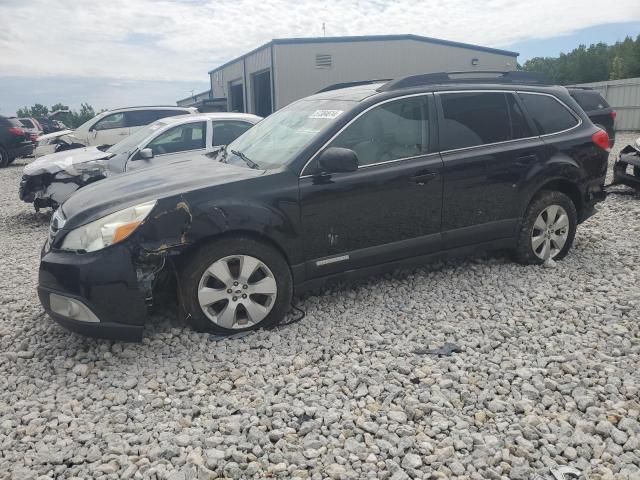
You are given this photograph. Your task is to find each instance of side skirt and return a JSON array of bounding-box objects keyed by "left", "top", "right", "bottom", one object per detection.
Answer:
[{"left": 293, "top": 237, "right": 516, "bottom": 295}]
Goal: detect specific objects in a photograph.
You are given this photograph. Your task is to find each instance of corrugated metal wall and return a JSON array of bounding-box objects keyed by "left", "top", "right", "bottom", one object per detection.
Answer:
[
  {"left": 209, "top": 47, "right": 272, "bottom": 114},
  {"left": 572, "top": 77, "right": 640, "bottom": 131},
  {"left": 273, "top": 39, "right": 516, "bottom": 109}
]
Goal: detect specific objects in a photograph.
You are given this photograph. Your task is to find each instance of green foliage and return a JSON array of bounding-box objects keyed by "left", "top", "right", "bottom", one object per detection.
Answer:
[
  {"left": 16, "top": 103, "right": 49, "bottom": 119},
  {"left": 522, "top": 35, "right": 640, "bottom": 84},
  {"left": 14, "top": 102, "right": 96, "bottom": 128}
]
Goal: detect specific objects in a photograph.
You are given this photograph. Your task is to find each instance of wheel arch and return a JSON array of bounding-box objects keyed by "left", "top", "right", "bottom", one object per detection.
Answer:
[{"left": 522, "top": 177, "right": 584, "bottom": 222}]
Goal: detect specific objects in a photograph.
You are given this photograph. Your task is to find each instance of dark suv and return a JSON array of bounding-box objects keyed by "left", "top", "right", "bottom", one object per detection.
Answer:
[
  {"left": 37, "top": 71, "right": 610, "bottom": 340},
  {"left": 568, "top": 87, "right": 616, "bottom": 147},
  {"left": 0, "top": 116, "right": 33, "bottom": 167}
]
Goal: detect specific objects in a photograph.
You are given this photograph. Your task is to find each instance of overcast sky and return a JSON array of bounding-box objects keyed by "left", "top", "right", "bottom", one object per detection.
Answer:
[{"left": 1, "top": 0, "right": 639, "bottom": 115}]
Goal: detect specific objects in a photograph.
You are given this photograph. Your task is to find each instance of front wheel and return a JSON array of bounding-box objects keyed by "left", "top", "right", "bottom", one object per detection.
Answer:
[
  {"left": 515, "top": 191, "right": 577, "bottom": 264},
  {"left": 178, "top": 236, "right": 293, "bottom": 334}
]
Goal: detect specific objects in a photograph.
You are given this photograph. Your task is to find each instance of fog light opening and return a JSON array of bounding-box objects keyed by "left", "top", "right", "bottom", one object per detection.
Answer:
[{"left": 49, "top": 294, "right": 100, "bottom": 323}]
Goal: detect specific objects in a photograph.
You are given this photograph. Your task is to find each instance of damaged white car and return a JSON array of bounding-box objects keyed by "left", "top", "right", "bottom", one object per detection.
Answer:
[
  {"left": 33, "top": 105, "right": 198, "bottom": 158},
  {"left": 20, "top": 112, "right": 261, "bottom": 210}
]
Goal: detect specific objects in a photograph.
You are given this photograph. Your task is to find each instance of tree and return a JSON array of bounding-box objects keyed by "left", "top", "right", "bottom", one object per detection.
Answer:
[
  {"left": 16, "top": 103, "right": 49, "bottom": 119},
  {"left": 523, "top": 35, "right": 640, "bottom": 84},
  {"left": 50, "top": 103, "right": 69, "bottom": 112},
  {"left": 69, "top": 103, "right": 95, "bottom": 128}
]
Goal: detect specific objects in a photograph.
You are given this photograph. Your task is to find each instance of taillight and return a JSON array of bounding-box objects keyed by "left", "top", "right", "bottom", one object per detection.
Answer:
[
  {"left": 8, "top": 127, "right": 24, "bottom": 136},
  {"left": 611, "top": 110, "right": 617, "bottom": 120},
  {"left": 592, "top": 129, "right": 610, "bottom": 152}
]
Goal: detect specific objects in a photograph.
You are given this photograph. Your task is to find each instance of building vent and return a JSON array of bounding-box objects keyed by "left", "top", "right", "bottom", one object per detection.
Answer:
[{"left": 316, "top": 54, "right": 332, "bottom": 69}]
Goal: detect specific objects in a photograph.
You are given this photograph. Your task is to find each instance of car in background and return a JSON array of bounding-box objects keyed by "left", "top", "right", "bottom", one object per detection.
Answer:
[
  {"left": 568, "top": 87, "right": 616, "bottom": 147},
  {"left": 34, "top": 105, "right": 198, "bottom": 157},
  {"left": 0, "top": 116, "right": 33, "bottom": 167},
  {"left": 20, "top": 112, "right": 260, "bottom": 210},
  {"left": 36, "top": 117, "right": 67, "bottom": 135},
  {"left": 36, "top": 71, "right": 611, "bottom": 340},
  {"left": 18, "top": 117, "right": 44, "bottom": 144}
]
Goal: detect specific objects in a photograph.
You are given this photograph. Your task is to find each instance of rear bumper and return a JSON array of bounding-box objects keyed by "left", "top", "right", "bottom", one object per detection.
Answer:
[
  {"left": 579, "top": 175, "right": 607, "bottom": 223},
  {"left": 613, "top": 152, "right": 640, "bottom": 190},
  {"left": 38, "top": 244, "right": 148, "bottom": 341},
  {"left": 8, "top": 143, "right": 34, "bottom": 160}
]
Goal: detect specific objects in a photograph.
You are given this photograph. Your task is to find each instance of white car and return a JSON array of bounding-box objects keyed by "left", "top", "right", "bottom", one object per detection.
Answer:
[
  {"left": 34, "top": 106, "right": 198, "bottom": 157},
  {"left": 20, "top": 113, "right": 261, "bottom": 210}
]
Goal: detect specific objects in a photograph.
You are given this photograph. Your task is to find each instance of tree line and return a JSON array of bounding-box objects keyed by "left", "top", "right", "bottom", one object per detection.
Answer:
[
  {"left": 522, "top": 35, "right": 640, "bottom": 85},
  {"left": 15, "top": 103, "right": 98, "bottom": 129}
]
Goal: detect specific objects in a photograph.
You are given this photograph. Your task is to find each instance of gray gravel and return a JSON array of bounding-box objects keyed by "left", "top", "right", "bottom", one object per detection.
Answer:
[{"left": 0, "top": 133, "right": 639, "bottom": 480}]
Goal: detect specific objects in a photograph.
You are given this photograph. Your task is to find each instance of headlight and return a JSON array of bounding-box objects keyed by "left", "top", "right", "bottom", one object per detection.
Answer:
[{"left": 60, "top": 201, "right": 156, "bottom": 252}]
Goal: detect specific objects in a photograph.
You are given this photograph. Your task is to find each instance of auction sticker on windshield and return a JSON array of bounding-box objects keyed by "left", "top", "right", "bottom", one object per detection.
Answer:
[{"left": 309, "top": 110, "right": 343, "bottom": 119}]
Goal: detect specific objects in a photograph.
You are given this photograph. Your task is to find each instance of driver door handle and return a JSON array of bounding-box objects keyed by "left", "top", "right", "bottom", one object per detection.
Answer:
[{"left": 410, "top": 171, "right": 437, "bottom": 185}]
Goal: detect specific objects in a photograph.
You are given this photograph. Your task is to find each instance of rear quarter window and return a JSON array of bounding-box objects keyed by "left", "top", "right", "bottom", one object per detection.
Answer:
[{"left": 518, "top": 93, "right": 579, "bottom": 135}]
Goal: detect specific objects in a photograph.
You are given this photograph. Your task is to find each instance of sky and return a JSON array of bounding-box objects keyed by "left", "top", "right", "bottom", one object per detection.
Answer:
[{"left": 0, "top": 0, "right": 639, "bottom": 116}]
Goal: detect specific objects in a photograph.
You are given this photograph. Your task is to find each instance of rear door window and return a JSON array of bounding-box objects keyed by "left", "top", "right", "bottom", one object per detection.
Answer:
[
  {"left": 439, "top": 92, "right": 512, "bottom": 150},
  {"left": 212, "top": 120, "right": 253, "bottom": 146},
  {"left": 518, "top": 93, "right": 579, "bottom": 135}
]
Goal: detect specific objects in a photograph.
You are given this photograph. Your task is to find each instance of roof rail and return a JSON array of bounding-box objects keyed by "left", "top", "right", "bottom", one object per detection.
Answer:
[
  {"left": 377, "top": 71, "right": 551, "bottom": 92},
  {"left": 316, "top": 79, "right": 390, "bottom": 94}
]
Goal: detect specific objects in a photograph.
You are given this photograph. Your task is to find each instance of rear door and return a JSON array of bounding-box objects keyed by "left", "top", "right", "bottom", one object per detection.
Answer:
[
  {"left": 125, "top": 121, "right": 207, "bottom": 172},
  {"left": 211, "top": 120, "right": 254, "bottom": 147},
  {"left": 437, "top": 91, "right": 545, "bottom": 248}
]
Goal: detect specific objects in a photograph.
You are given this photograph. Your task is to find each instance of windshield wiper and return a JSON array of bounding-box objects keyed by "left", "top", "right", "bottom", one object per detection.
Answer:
[{"left": 230, "top": 149, "right": 259, "bottom": 169}]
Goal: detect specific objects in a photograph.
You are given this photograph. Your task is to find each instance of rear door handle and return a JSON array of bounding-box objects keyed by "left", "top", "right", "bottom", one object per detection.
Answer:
[{"left": 410, "top": 171, "right": 437, "bottom": 185}]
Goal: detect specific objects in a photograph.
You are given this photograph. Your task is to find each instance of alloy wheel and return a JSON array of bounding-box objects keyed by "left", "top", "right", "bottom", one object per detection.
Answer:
[
  {"left": 531, "top": 204, "right": 569, "bottom": 260},
  {"left": 197, "top": 254, "right": 277, "bottom": 329}
]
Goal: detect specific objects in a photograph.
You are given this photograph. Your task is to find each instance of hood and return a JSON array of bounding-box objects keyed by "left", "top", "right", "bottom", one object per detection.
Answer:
[
  {"left": 61, "top": 157, "right": 264, "bottom": 229},
  {"left": 36, "top": 129, "right": 74, "bottom": 142},
  {"left": 23, "top": 146, "right": 112, "bottom": 176}
]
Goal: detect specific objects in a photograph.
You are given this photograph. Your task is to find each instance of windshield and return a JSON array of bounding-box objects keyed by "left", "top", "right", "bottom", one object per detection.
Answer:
[
  {"left": 107, "top": 121, "right": 167, "bottom": 155},
  {"left": 225, "top": 99, "right": 357, "bottom": 169}
]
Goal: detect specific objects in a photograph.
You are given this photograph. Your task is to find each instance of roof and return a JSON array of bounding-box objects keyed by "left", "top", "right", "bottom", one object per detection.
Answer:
[
  {"left": 176, "top": 89, "right": 212, "bottom": 104},
  {"left": 159, "top": 112, "right": 263, "bottom": 124},
  {"left": 106, "top": 105, "right": 197, "bottom": 113},
  {"left": 208, "top": 34, "right": 519, "bottom": 74}
]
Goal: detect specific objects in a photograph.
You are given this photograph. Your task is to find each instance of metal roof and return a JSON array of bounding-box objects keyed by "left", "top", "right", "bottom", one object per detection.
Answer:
[
  {"left": 207, "top": 34, "right": 519, "bottom": 74},
  {"left": 176, "top": 89, "right": 212, "bottom": 104}
]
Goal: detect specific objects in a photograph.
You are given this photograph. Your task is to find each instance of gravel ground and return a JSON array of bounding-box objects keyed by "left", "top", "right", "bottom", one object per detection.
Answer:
[{"left": 0, "top": 133, "right": 639, "bottom": 480}]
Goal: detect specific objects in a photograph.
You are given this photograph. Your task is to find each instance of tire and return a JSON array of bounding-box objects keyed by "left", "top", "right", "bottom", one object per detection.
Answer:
[
  {"left": 0, "top": 147, "right": 9, "bottom": 168},
  {"left": 634, "top": 166, "right": 640, "bottom": 179},
  {"left": 514, "top": 191, "right": 577, "bottom": 265},
  {"left": 178, "top": 236, "right": 293, "bottom": 334}
]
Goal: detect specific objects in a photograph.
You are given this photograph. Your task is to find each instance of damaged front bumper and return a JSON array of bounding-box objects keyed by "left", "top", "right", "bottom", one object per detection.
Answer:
[
  {"left": 20, "top": 171, "right": 105, "bottom": 210},
  {"left": 613, "top": 149, "right": 640, "bottom": 190},
  {"left": 39, "top": 243, "right": 149, "bottom": 341}
]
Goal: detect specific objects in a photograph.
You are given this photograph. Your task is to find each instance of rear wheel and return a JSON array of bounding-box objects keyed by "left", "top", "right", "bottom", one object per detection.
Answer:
[
  {"left": 178, "top": 236, "right": 292, "bottom": 334},
  {"left": 0, "top": 147, "right": 9, "bottom": 168},
  {"left": 515, "top": 191, "right": 577, "bottom": 264}
]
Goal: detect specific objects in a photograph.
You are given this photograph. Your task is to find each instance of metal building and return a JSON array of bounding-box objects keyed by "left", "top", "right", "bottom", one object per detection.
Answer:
[
  {"left": 176, "top": 89, "right": 227, "bottom": 112},
  {"left": 207, "top": 34, "right": 519, "bottom": 116}
]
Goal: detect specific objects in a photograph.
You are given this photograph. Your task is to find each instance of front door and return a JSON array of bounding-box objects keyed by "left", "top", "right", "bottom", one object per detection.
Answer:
[
  {"left": 299, "top": 94, "right": 443, "bottom": 279},
  {"left": 125, "top": 121, "right": 208, "bottom": 172},
  {"left": 436, "top": 91, "right": 545, "bottom": 247},
  {"left": 90, "top": 112, "right": 130, "bottom": 147}
]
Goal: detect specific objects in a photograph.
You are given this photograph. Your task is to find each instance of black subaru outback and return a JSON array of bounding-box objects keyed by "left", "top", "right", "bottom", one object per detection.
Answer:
[{"left": 38, "top": 71, "right": 610, "bottom": 340}]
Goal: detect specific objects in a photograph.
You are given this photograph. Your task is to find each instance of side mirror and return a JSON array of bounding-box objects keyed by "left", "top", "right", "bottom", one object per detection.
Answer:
[
  {"left": 139, "top": 148, "right": 154, "bottom": 160},
  {"left": 317, "top": 147, "right": 358, "bottom": 174}
]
